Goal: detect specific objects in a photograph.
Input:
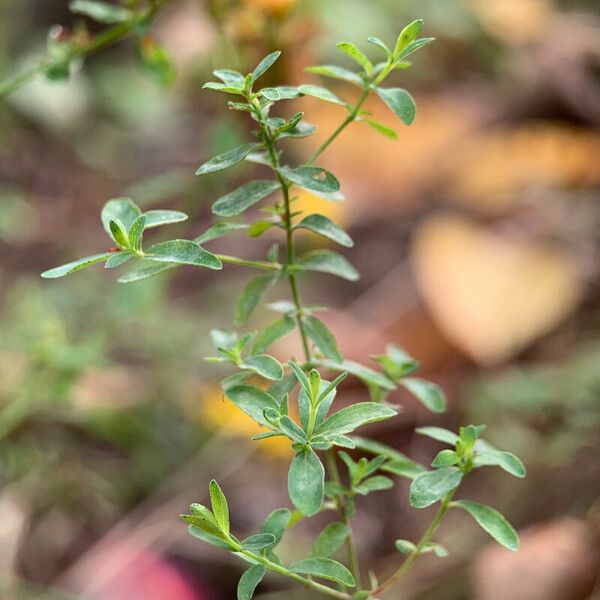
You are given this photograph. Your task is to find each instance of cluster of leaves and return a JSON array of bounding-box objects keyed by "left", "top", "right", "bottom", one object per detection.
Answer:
[{"left": 42, "top": 20, "right": 525, "bottom": 600}]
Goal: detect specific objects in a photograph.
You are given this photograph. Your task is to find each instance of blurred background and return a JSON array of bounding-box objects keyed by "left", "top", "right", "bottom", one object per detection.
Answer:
[{"left": 1, "top": 0, "right": 600, "bottom": 598}]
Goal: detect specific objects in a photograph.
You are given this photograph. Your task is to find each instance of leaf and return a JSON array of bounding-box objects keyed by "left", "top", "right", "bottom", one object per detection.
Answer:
[
  {"left": 311, "top": 522, "right": 349, "bottom": 558},
  {"left": 240, "top": 533, "right": 277, "bottom": 551},
  {"left": 138, "top": 37, "right": 176, "bottom": 87},
  {"left": 260, "top": 508, "right": 291, "bottom": 547},
  {"left": 234, "top": 273, "right": 277, "bottom": 325},
  {"left": 297, "top": 214, "right": 353, "bottom": 247},
  {"left": 268, "top": 373, "right": 297, "bottom": 403},
  {"left": 415, "top": 426, "right": 458, "bottom": 445},
  {"left": 396, "top": 37, "right": 435, "bottom": 61},
  {"left": 109, "top": 219, "right": 130, "bottom": 247},
  {"left": 375, "top": 87, "right": 416, "bottom": 126},
  {"left": 128, "top": 214, "right": 146, "bottom": 251},
  {"left": 316, "top": 403, "right": 396, "bottom": 437},
  {"left": 251, "top": 316, "right": 295, "bottom": 354},
  {"left": 118, "top": 262, "right": 173, "bottom": 283},
  {"left": 336, "top": 42, "right": 373, "bottom": 73},
  {"left": 237, "top": 564, "right": 266, "bottom": 600},
  {"left": 474, "top": 445, "right": 526, "bottom": 478},
  {"left": 453, "top": 500, "right": 519, "bottom": 551},
  {"left": 214, "top": 69, "right": 245, "bottom": 87},
  {"left": 394, "top": 19, "right": 424, "bottom": 57},
  {"left": 298, "top": 379, "right": 337, "bottom": 431},
  {"left": 145, "top": 240, "right": 222, "bottom": 269},
  {"left": 395, "top": 539, "right": 416, "bottom": 554},
  {"left": 355, "top": 475, "right": 394, "bottom": 494},
  {"left": 401, "top": 378, "right": 447, "bottom": 413},
  {"left": 101, "top": 198, "right": 141, "bottom": 235},
  {"left": 248, "top": 220, "right": 274, "bottom": 238},
  {"left": 251, "top": 51, "right": 281, "bottom": 83},
  {"left": 143, "top": 210, "right": 188, "bottom": 228},
  {"left": 196, "top": 143, "right": 260, "bottom": 175},
  {"left": 279, "top": 121, "right": 317, "bottom": 139},
  {"left": 319, "top": 359, "right": 396, "bottom": 391},
  {"left": 241, "top": 355, "right": 284, "bottom": 381},
  {"left": 278, "top": 166, "right": 340, "bottom": 195},
  {"left": 226, "top": 385, "right": 280, "bottom": 427},
  {"left": 260, "top": 86, "right": 301, "bottom": 101},
  {"left": 279, "top": 416, "right": 307, "bottom": 444},
  {"left": 305, "top": 64, "right": 363, "bottom": 86},
  {"left": 382, "top": 458, "right": 425, "bottom": 480},
  {"left": 288, "top": 361, "right": 311, "bottom": 398},
  {"left": 298, "top": 250, "right": 359, "bottom": 281},
  {"left": 209, "top": 480, "right": 229, "bottom": 535},
  {"left": 298, "top": 84, "right": 347, "bottom": 106},
  {"left": 365, "top": 119, "right": 398, "bottom": 140},
  {"left": 288, "top": 449, "right": 324, "bottom": 516},
  {"left": 409, "top": 467, "right": 462, "bottom": 509},
  {"left": 221, "top": 371, "right": 251, "bottom": 391},
  {"left": 431, "top": 449, "right": 459, "bottom": 467},
  {"left": 368, "top": 36, "right": 392, "bottom": 56},
  {"left": 69, "top": 0, "right": 132, "bottom": 23},
  {"left": 291, "top": 557, "right": 355, "bottom": 588},
  {"left": 423, "top": 542, "right": 449, "bottom": 557},
  {"left": 105, "top": 251, "right": 132, "bottom": 269},
  {"left": 211, "top": 329, "right": 238, "bottom": 351},
  {"left": 187, "top": 524, "right": 231, "bottom": 550},
  {"left": 213, "top": 180, "right": 280, "bottom": 217},
  {"left": 203, "top": 81, "right": 244, "bottom": 95},
  {"left": 194, "top": 222, "right": 248, "bottom": 245},
  {"left": 41, "top": 252, "right": 114, "bottom": 279},
  {"left": 302, "top": 315, "right": 342, "bottom": 362}
]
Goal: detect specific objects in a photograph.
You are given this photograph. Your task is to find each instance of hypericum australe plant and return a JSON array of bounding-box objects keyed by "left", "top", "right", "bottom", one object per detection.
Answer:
[{"left": 42, "top": 20, "right": 525, "bottom": 599}]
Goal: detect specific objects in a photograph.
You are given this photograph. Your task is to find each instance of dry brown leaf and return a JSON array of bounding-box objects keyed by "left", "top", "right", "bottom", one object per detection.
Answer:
[
  {"left": 472, "top": 518, "right": 599, "bottom": 600},
  {"left": 445, "top": 124, "right": 600, "bottom": 214},
  {"left": 411, "top": 215, "right": 582, "bottom": 365}
]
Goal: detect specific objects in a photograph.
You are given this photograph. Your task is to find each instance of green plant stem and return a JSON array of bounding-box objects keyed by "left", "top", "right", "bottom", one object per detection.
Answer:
[
  {"left": 326, "top": 450, "right": 362, "bottom": 590},
  {"left": 240, "top": 549, "right": 351, "bottom": 599},
  {"left": 372, "top": 490, "right": 456, "bottom": 597},
  {"left": 307, "top": 85, "right": 370, "bottom": 165},
  {"left": 216, "top": 254, "right": 282, "bottom": 272},
  {"left": 0, "top": 0, "right": 172, "bottom": 99}
]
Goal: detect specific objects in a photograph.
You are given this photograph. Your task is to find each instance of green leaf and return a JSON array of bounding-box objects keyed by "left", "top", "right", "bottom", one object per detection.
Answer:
[
  {"left": 41, "top": 252, "right": 113, "bottom": 279},
  {"left": 211, "top": 329, "right": 238, "bottom": 351},
  {"left": 109, "top": 219, "right": 130, "bottom": 247},
  {"left": 396, "top": 37, "right": 435, "bottom": 61},
  {"left": 394, "top": 19, "right": 424, "bottom": 57},
  {"left": 237, "top": 564, "right": 266, "bottom": 600},
  {"left": 251, "top": 316, "right": 295, "bottom": 354},
  {"left": 336, "top": 42, "right": 373, "bottom": 73},
  {"left": 138, "top": 37, "right": 176, "bottom": 86},
  {"left": 194, "top": 222, "right": 248, "bottom": 245},
  {"left": 415, "top": 426, "right": 458, "bottom": 445},
  {"left": 311, "top": 522, "right": 349, "bottom": 558},
  {"left": 240, "top": 533, "right": 277, "bottom": 551},
  {"left": 298, "top": 380, "right": 337, "bottom": 432},
  {"left": 209, "top": 480, "right": 230, "bottom": 535},
  {"left": 214, "top": 69, "right": 245, "bottom": 87},
  {"left": 474, "top": 444, "right": 526, "bottom": 478},
  {"left": 268, "top": 373, "right": 297, "bottom": 403},
  {"left": 316, "top": 403, "right": 396, "bottom": 437},
  {"left": 278, "top": 121, "right": 317, "bottom": 139},
  {"left": 260, "top": 508, "right": 291, "bottom": 547},
  {"left": 182, "top": 512, "right": 222, "bottom": 538},
  {"left": 105, "top": 251, "right": 132, "bottom": 269},
  {"left": 278, "top": 166, "right": 340, "bottom": 195},
  {"left": 305, "top": 64, "right": 363, "bottom": 86},
  {"left": 187, "top": 524, "right": 231, "bottom": 550},
  {"left": 409, "top": 468, "right": 462, "bottom": 509},
  {"left": 288, "top": 361, "right": 312, "bottom": 398},
  {"left": 291, "top": 557, "right": 355, "bottom": 588},
  {"left": 234, "top": 273, "right": 277, "bottom": 325},
  {"left": 118, "top": 262, "right": 173, "bottom": 283},
  {"left": 453, "top": 500, "right": 519, "bottom": 551},
  {"left": 297, "top": 214, "right": 353, "bottom": 247},
  {"left": 226, "top": 385, "right": 280, "bottom": 427},
  {"left": 372, "top": 344, "right": 419, "bottom": 380},
  {"left": 298, "top": 84, "right": 347, "bottom": 106},
  {"left": 203, "top": 81, "right": 244, "bottom": 95},
  {"left": 319, "top": 359, "right": 396, "bottom": 391},
  {"left": 395, "top": 539, "right": 416, "bottom": 554},
  {"left": 375, "top": 87, "right": 416, "bottom": 126},
  {"left": 368, "top": 36, "right": 392, "bottom": 56},
  {"left": 302, "top": 316, "right": 342, "bottom": 362},
  {"left": 145, "top": 240, "right": 222, "bottom": 269},
  {"left": 260, "top": 86, "right": 301, "bottom": 101},
  {"left": 356, "top": 475, "right": 393, "bottom": 494},
  {"left": 432, "top": 449, "right": 459, "bottom": 468},
  {"left": 423, "top": 542, "right": 449, "bottom": 558},
  {"left": 298, "top": 250, "right": 359, "bottom": 281},
  {"left": 288, "top": 449, "right": 324, "bottom": 516},
  {"left": 382, "top": 458, "right": 425, "bottom": 480},
  {"left": 221, "top": 371, "right": 251, "bottom": 391},
  {"left": 241, "top": 355, "right": 284, "bottom": 381},
  {"left": 365, "top": 119, "right": 398, "bottom": 140},
  {"left": 196, "top": 143, "right": 260, "bottom": 175},
  {"left": 251, "top": 51, "right": 281, "bottom": 83},
  {"left": 213, "top": 180, "right": 280, "bottom": 217},
  {"left": 401, "top": 378, "right": 446, "bottom": 413},
  {"left": 128, "top": 214, "right": 146, "bottom": 251},
  {"left": 143, "top": 210, "right": 188, "bottom": 229},
  {"left": 101, "top": 198, "right": 141, "bottom": 236},
  {"left": 248, "top": 220, "right": 274, "bottom": 238},
  {"left": 69, "top": 0, "right": 132, "bottom": 23}
]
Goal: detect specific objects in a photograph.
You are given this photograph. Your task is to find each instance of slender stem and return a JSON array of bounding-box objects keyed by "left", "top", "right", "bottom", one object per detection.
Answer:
[
  {"left": 307, "top": 86, "right": 370, "bottom": 165},
  {"left": 0, "top": 61, "right": 44, "bottom": 98},
  {"left": 241, "top": 549, "right": 351, "bottom": 599},
  {"left": 216, "top": 254, "right": 282, "bottom": 272},
  {"left": 326, "top": 450, "right": 362, "bottom": 590},
  {"left": 372, "top": 490, "right": 456, "bottom": 597}
]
